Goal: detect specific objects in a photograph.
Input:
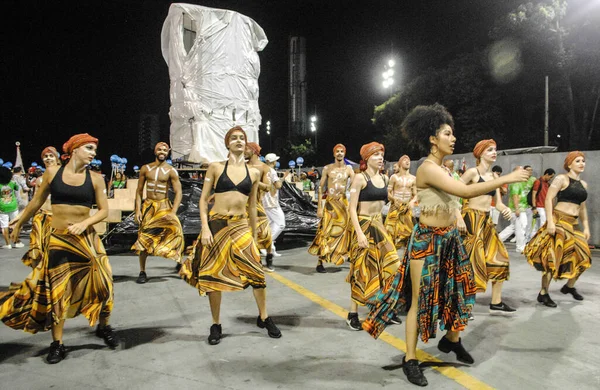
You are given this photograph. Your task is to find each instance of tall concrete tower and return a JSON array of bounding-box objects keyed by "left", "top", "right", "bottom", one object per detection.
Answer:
[{"left": 289, "top": 36, "right": 307, "bottom": 137}]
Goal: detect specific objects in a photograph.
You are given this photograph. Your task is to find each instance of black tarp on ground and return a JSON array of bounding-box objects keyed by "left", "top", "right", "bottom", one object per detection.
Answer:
[{"left": 104, "top": 178, "right": 318, "bottom": 250}]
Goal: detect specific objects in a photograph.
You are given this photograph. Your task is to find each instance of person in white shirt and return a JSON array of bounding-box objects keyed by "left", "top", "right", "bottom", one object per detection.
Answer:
[{"left": 263, "top": 153, "right": 288, "bottom": 259}]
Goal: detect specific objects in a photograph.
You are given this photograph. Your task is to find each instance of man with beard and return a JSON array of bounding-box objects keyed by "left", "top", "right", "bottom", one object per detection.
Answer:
[
  {"left": 245, "top": 142, "right": 275, "bottom": 271},
  {"left": 132, "top": 142, "right": 185, "bottom": 283},
  {"left": 385, "top": 155, "right": 417, "bottom": 249},
  {"left": 309, "top": 144, "right": 355, "bottom": 273}
]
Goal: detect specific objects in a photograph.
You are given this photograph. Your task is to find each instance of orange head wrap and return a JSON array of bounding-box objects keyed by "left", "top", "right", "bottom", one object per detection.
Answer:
[
  {"left": 247, "top": 142, "right": 261, "bottom": 156},
  {"left": 473, "top": 139, "right": 496, "bottom": 161},
  {"left": 398, "top": 155, "right": 410, "bottom": 166},
  {"left": 359, "top": 142, "right": 385, "bottom": 171},
  {"left": 62, "top": 133, "right": 98, "bottom": 156},
  {"left": 41, "top": 146, "right": 60, "bottom": 160},
  {"left": 154, "top": 142, "right": 170, "bottom": 154},
  {"left": 224, "top": 126, "right": 247, "bottom": 149},
  {"left": 333, "top": 143, "right": 346, "bottom": 156},
  {"left": 563, "top": 151, "right": 585, "bottom": 171}
]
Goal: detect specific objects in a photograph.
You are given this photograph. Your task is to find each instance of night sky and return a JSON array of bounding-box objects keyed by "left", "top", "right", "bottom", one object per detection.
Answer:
[{"left": 1, "top": 0, "right": 528, "bottom": 168}]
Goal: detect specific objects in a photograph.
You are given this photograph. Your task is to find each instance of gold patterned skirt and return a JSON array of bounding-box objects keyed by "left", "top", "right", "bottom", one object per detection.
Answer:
[
  {"left": 254, "top": 200, "right": 273, "bottom": 251},
  {"left": 308, "top": 196, "right": 352, "bottom": 265},
  {"left": 461, "top": 208, "right": 509, "bottom": 292},
  {"left": 179, "top": 213, "right": 266, "bottom": 295},
  {"left": 384, "top": 202, "right": 415, "bottom": 249},
  {"left": 131, "top": 198, "right": 185, "bottom": 262},
  {"left": 524, "top": 210, "right": 591, "bottom": 280},
  {"left": 21, "top": 210, "right": 53, "bottom": 268},
  {"left": 1, "top": 227, "right": 113, "bottom": 333},
  {"left": 347, "top": 214, "right": 400, "bottom": 305}
]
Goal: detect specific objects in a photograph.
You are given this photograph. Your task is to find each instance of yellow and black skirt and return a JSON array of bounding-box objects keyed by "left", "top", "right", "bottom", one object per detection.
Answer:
[
  {"left": 461, "top": 208, "right": 509, "bottom": 292},
  {"left": 384, "top": 202, "right": 415, "bottom": 249},
  {"left": 524, "top": 210, "right": 591, "bottom": 280},
  {"left": 179, "top": 213, "right": 266, "bottom": 295},
  {"left": 347, "top": 214, "right": 400, "bottom": 305},
  {"left": 308, "top": 196, "right": 352, "bottom": 265},
  {"left": 1, "top": 227, "right": 114, "bottom": 333},
  {"left": 254, "top": 200, "right": 273, "bottom": 251},
  {"left": 132, "top": 198, "right": 185, "bottom": 262},
  {"left": 21, "top": 210, "right": 53, "bottom": 268}
]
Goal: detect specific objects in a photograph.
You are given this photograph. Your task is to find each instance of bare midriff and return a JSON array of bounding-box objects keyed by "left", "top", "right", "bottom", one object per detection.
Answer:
[{"left": 50, "top": 205, "right": 92, "bottom": 230}]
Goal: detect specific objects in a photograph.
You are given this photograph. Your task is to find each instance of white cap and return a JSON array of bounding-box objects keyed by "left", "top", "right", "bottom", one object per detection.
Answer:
[{"left": 265, "top": 153, "right": 280, "bottom": 163}]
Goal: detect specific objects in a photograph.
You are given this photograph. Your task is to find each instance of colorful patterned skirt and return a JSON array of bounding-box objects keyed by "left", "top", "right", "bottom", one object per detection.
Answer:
[
  {"left": 1, "top": 227, "right": 114, "bottom": 333},
  {"left": 461, "top": 208, "right": 509, "bottom": 292},
  {"left": 131, "top": 198, "right": 185, "bottom": 262},
  {"left": 179, "top": 213, "right": 266, "bottom": 295},
  {"left": 384, "top": 202, "right": 415, "bottom": 249},
  {"left": 21, "top": 210, "right": 53, "bottom": 268},
  {"left": 308, "top": 196, "right": 352, "bottom": 265},
  {"left": 524, "top": 210, "right": 591, "bottom": 280},
  {"left": 363, "top": 223, "right": 476, "bottom": 342},
  {"left": 347, "top": 214, "right": 400, "bottom": 305}
]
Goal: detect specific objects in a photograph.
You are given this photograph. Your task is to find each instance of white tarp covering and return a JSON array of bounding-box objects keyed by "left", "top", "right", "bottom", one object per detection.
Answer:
[{"left": 161, "top": 3, "right": 268, "bottom": 163}]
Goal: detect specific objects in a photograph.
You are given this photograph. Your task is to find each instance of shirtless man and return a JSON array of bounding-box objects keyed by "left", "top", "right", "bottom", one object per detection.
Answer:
[
  {"left": 132, "top": 142, "right": 185, "bottom": 284},
  {"left": 385, "top": 155, "right": 417, "bottom": 249},
  {"left": 308, "top": 143, "right": 355, "bottom": 273},
  {"left": 245, "top": 142, "right": 275, "bottom": 271}
]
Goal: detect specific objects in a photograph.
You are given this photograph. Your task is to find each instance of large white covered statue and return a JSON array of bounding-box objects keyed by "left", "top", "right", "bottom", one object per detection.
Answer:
[{"left": 161, "top": 3, "right": 268, "bottom": 163}]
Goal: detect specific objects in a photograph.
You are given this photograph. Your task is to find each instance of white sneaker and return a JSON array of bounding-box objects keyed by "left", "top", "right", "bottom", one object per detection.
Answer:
[
  {"left": 259, "top": 249, "right": 267, "bottom": 257},
  {"left": 13, "top": 242, "right": 25, "bottom": 248},
  {"left": 1, "top": 245, "right": 12, "bottom": 249},
  {"left": 272, "top": 251, "right": 282, "bottom": 257},
  {"left": 509, "top": 237, "right": 516, "bottom": 243}
]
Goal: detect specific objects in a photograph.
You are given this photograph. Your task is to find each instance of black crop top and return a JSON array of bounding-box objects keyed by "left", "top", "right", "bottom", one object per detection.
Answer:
[
  {"left": 50, "top": 166, "right": 95, "bottom": 208},
  {"left": 214, "top": 161, "right": 252, "bottom": 196},
  {"left": 478, "top": 176, "right": 497, "bottom": 197},
  {"left": 556, "top": 177, "right": 587, "bottom": 205},
  {"left": 358, "top": 172, "right": 388, "bottom": 202}
]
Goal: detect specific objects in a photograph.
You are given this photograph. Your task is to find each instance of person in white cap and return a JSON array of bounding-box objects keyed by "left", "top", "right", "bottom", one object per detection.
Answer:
[{"left": 263, "top": 153, "right": 288, "bottom": 259}]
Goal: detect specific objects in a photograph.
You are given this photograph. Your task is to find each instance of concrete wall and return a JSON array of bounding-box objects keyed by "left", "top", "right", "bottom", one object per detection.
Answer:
[{"left": 407, "top": 151, "right": 598, "bottom": 246}]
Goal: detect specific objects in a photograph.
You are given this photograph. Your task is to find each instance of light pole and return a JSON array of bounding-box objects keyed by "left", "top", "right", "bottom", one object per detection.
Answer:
[
  {"left": 310, "top": 115, "right": 317, "bottom": 149},
  {"left": 266, "top": 120, "right": 272, "bottom": 151},
  {"left": 382, "top": 58, "right": 395, "bottom": 98}
]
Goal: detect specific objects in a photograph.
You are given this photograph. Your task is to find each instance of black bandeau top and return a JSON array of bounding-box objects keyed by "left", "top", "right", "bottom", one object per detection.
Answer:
[
  {"left": 556, "top": 177, "right": 587, "bottom": 205},
  {"left": 358, "top": 172, "right": 388, "bottom": 202},
  {"left": 478, "top": 176, "right": 497, "bottom": 197},
  {"left": 214, "top": 161, "right": 252, "bottom": 196},
  {"left": 50, "top": 166, "right": 95, "bottom": 208}
]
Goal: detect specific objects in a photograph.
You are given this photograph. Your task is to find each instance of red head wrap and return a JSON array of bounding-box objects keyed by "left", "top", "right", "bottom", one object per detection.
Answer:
[
  {"left": 563, "top": 151, "right": 585, "bottom": 171},
  {"left": 224, "top": 126, "right": 247, "bottom": 149},
  {"left": 62, "top": 133, "right": 98, "bottom": 156},
  {"left": 473, "top": 139, "right": 496, "bottom": 161},
  {"left": 41, "top": 146, "right": 60, "bottom": 160},
  {"left": 398, "top": 155, "right": 410, "bottom": 166},
  {"left": 154, "top": 142, "right": 170, "bottom": 154},
  {"left": 247, "top": 142, "right": 261, "bottom": 156},
  {"left": 359, "top": 142, "right": 385, "bottom": 171},
  {"left": 333, "top": 143, "right": 346, "bottom": 156}
]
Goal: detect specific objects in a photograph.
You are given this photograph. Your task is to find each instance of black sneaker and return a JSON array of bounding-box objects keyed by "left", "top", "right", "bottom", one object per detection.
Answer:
[
  {"left": 175, "top": 263, "right": 182, "bottom": 272},
  {"left": 257, "top": 316, "right": 282, "bottom": 338},
  {"left": 388, "top": 313, "right": 402, "bottom": 325},
  {"left": 537, "top": 292, "right": 557, "bottom": 308},
  {"left": 208, "top": 324, "right": 222, "bottom": 345},
  {"left": 136, "top": 271, "right": 148, "bottom": 284},
  {"left": 264, "top": 253, "right": 274, "bottom": 273},
  {"left": 316, "top": 263, "right": 327, "bottom": 273},
  {"left": 346, "top": 312, "right": 362, "bottom": 331},
  {"left": 560, "top": 285, "right": 584, "bottom": 301},
  {"left": 489, "top": 302, "right": 517, "bottom": 314},
  {"left": 437, "top": 336, "right": 474, "bottom": 364},
  {"left": 402, "top": 357, "right": 428, "bottom": 387},
  {"left": 96, "top": 325, "right": 119, "bottom": 349},
  {"left": 46, "top": 341, "right": 66, "bottom": 364}
]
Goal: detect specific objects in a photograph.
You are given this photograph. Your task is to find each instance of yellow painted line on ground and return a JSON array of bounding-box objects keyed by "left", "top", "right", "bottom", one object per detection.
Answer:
[{"left": 268, "top": 271, "right": 494, "bottom": 390}]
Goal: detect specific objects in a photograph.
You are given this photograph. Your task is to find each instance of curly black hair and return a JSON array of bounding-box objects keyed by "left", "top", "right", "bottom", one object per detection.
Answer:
[
  {"left": 0, "top": 167, "right": 13, "bottom": 185},
  {"left": 401, "top": 103, "right": 454, "bottom": 154}
]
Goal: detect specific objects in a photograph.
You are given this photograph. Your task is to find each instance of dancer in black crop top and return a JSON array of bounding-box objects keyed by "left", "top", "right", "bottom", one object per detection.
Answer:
[
  {"left": 524, "top": 151, "right": 591, "bottom": 307},
  {"left": 181, "top": 126, "right": 281, "bottom": 346},
  {"left": 346, "top": 142, "right": 400, "bottom": 330},
  {"left": 7, "top": 133, "right": 118, "bottom": 364},
  {"left": 214, "top": 160, "right": 253, "bottom": 196}
]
